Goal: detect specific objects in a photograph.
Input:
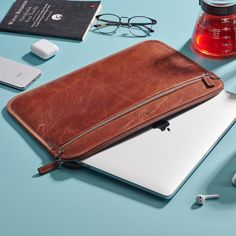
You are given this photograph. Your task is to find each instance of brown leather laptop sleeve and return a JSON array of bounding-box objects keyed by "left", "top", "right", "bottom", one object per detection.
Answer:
[{"left": 7, "top": 40, "right": 223, "bottom": 174}]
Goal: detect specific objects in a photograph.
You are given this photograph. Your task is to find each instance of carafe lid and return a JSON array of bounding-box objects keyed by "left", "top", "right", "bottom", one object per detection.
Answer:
[{"left": 200, "top": 0, "right": 236, "bottom": 15}]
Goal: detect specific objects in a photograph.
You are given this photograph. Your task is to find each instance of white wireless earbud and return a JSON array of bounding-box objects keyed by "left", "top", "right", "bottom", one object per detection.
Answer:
[
  {"left": 232, "top": 172, "right": 236, "bottom": 186},
  {"left": 195, "top": 194, "right": 220, "bottom": 205}
]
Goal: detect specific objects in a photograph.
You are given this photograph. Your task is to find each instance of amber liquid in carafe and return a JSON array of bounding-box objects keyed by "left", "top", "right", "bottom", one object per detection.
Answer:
[{"left": 192, "top": 13, "right": 236, "bottom": 57}]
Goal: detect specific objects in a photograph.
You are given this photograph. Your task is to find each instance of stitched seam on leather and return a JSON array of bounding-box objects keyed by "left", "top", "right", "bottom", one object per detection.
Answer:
[
  {"left": 59, "top": 75, "right": 211, "bottom": 150},
  {"left": 7, "top": 103, "right": 60, "bottom": 156}
]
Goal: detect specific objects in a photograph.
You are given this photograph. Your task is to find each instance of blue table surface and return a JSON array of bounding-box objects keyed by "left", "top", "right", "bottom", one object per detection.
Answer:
[{"left": 1, "top": 0, "right": 236, "bottom": 235}]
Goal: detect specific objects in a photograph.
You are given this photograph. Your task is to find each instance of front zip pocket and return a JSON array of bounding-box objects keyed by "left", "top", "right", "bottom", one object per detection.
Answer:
[{"left": 38, "top": 73, "right": 218, "bottom": 175}]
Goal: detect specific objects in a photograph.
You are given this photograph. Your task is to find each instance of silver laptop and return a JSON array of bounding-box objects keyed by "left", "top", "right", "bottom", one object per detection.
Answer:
[{"left": 80, "top": 91, "right": 236, "bottom": 198}]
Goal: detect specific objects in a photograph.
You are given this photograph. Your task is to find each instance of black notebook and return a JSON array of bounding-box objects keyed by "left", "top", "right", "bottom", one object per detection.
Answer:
[{"left": 0, "top": 0, "right": 102, "bottom": 41}]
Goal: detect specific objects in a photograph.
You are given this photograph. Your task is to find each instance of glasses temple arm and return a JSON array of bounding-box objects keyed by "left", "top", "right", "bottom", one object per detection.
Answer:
[{"left": 129, "top": 23, "right": 154, "bottom": 32}]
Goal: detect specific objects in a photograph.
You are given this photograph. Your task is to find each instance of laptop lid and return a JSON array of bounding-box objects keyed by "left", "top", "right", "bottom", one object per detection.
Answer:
[{"left": 80, "top": 91, "right": 236, "bottom": 198}]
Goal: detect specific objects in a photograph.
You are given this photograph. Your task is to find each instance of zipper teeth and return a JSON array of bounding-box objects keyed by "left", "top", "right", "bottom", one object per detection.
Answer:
[{"left": 59, "top": 73, "right": 208, "bottom": 151}]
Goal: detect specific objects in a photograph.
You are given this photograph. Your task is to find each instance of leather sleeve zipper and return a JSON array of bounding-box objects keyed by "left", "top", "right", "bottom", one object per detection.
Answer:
[
  {"left": 38, "top": 159, "right": 63, "bottom": 175},
  {"left": 38, "top": 149, "right": 83, "bottom": 175},
  {"left": 58, "top": 73, "right": 216, "bottom": 151},
  {"left": 37, "top": 73, "right": 217, "bottom": 175}
]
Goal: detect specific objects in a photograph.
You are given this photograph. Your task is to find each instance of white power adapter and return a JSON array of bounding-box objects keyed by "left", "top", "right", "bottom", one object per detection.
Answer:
[{"left": 31, "top": 39, "right": 59, "bottom": 59}]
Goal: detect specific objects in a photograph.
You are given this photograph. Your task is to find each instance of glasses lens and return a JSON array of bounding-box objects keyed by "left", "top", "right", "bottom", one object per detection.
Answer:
[
  {"left": 129, "top": 17, "right": 154, "bottom": 37},
  {"left": 96, "top": 14, "right": 120, "bottom": 34}
]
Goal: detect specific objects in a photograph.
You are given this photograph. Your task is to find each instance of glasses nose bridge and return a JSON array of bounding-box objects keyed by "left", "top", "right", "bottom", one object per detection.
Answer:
[{"left": 120, "top": 16, "right": 130, "bottom": 23}]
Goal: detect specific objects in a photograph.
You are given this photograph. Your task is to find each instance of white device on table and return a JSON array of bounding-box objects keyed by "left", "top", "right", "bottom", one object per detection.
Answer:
[
  {"left": 80, "top": 91, "right": 236, "bottom": 198},
  {"left": 195, "top": 194, "right": 220, "bottom": 205},
  {"left": 31, "top": 39, "right": 59, "bottom": 60},
  {"left": 232, "top": 172, "right": 236, "bottom": 186},
  {"left": 0, "top": 57, "right": 41, "bottom": 90}
]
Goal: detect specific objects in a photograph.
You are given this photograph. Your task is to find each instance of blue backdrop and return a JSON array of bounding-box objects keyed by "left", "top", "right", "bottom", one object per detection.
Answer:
[{"left": 1, "top": 0, "right": 236, "bottom": 235}]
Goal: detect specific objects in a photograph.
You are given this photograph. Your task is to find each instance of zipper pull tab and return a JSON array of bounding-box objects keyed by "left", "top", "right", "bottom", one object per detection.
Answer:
[
  {"left": 202, "top": 74, "right": 215, "bottom": 88},
  {"left": 38, "top": 160, "right": 62, "bottom": 175}
]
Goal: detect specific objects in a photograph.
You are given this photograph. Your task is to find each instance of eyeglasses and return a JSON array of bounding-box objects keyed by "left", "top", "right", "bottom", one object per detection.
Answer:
[{"left": 93, "top": 13, "right": 157, "bottom": 37}]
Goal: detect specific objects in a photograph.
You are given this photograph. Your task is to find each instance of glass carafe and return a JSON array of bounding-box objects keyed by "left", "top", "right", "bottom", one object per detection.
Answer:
[{"left": 191, "top": 0, "right": 236, "bottom": 57}]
